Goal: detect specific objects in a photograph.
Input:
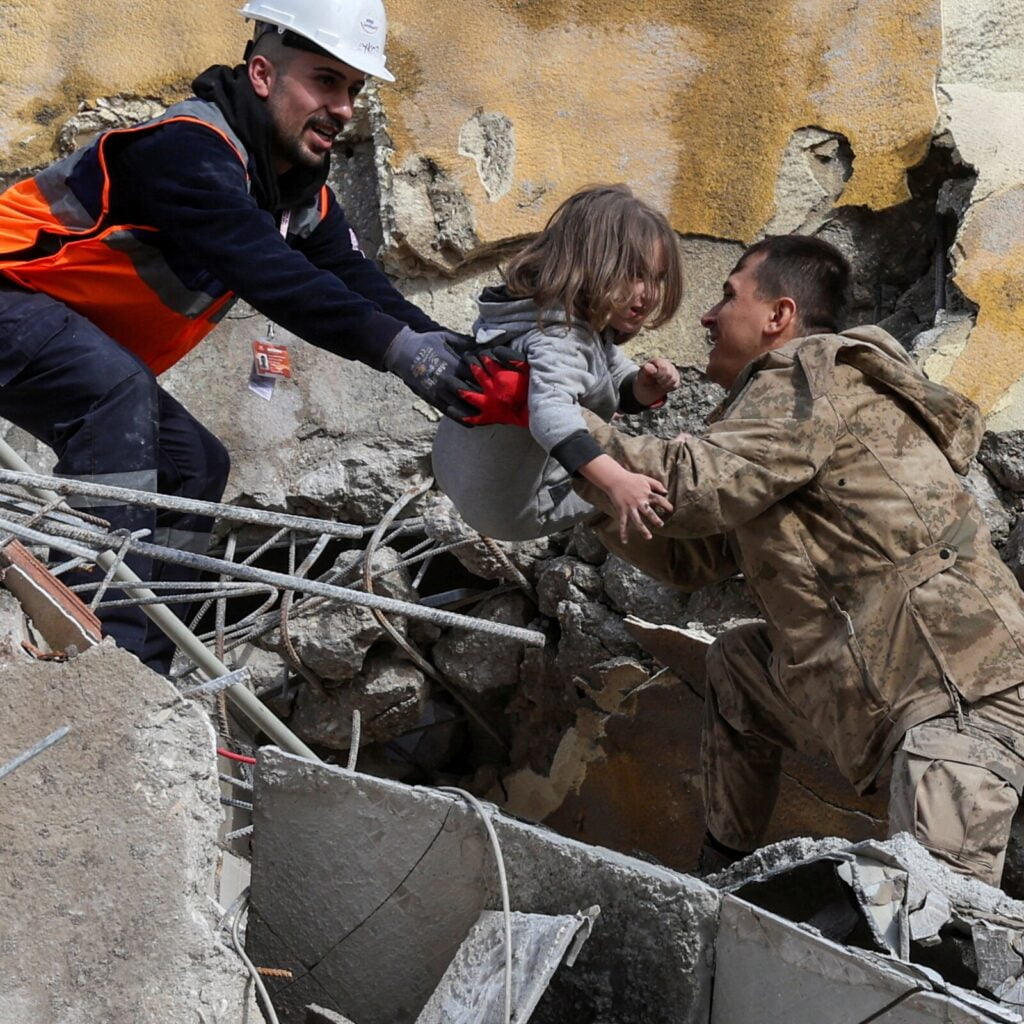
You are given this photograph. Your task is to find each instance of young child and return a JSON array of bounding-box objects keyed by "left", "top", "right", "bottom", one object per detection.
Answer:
[{"left": 432, "top": 184, "right": 683, "bottom": 543}]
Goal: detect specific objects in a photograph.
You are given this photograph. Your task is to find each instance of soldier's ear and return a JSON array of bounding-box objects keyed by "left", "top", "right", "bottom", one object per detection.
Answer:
[{"left": 766, "top": 297, "right": 797, "bottom": 338}]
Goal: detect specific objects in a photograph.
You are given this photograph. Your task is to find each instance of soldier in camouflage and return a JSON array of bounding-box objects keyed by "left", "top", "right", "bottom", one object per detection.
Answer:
[{"left": 575, "top": 235, "right": 1024, "bottom": 885}]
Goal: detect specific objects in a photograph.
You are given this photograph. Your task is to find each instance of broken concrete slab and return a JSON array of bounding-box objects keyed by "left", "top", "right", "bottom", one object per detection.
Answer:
[
  {"left": 248, "top": 749, "right": 720, "bottom": 1024},
  {"left": 712, "top": 833, "right": 1024, "bottom": 1018},
  {"left": 414, "top": 908, "right": 597, "bottom": 1024},
  {"left": 623, "top": 615, "right": 714, "bottom": 687},
  {"left": 712, "top": 895, "right": 1020, "bottom": 1023},
  {"left": 0, "top": 642, "right": 255, "bottom": 1023}
]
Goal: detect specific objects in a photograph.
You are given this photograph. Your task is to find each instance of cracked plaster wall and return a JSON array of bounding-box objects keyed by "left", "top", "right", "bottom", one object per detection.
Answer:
[
  {"left": 931, "top": 0, "right": 1024, "bottom": 428},
  {"left": 0, "top": 1, "right": 246, "bottom": 174},
  {"left": 381, "top": 0, "right": 940, "bottom": 251}
]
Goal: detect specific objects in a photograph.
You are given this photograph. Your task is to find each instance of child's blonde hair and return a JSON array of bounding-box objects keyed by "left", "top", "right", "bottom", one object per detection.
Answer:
[{"left": 503, "top": 184, "right": 683, "bottom": 333}]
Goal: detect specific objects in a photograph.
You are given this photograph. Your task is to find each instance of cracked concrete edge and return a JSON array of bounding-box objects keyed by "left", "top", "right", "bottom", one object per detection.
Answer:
[
  {"left": 0, "top": 642, "right": 257, "bottom": 1023},
  {"left": 250, "top": 747, "right": 720, "bottom": 1024}
]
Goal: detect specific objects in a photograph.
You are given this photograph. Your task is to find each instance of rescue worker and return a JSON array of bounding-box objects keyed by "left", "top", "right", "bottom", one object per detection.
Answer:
[
  {"left": 0, "top": 0, "right": 523, "bottom": 672},
  {"left": 575, "top": 234, "right": 1024, "bottom": 886}
]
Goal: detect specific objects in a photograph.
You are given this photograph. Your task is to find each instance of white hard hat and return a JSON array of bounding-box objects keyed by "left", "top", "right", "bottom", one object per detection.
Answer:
[{"left": 239, "top": 0, "right": 395, "bottom": 82}]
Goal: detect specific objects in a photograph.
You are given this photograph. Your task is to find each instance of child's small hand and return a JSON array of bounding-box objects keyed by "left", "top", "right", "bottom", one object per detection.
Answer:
[
  {"left": 634, "top": 357, "right": 680, "bottom": 406},
  {"left": 605, "top": 470, "right": 674, "bottom": 543}
]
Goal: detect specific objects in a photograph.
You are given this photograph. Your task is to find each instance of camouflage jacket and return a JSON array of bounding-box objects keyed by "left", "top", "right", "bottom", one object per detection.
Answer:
[{"left": 578, "top": 326, "right": 1024, "bottom": 789}]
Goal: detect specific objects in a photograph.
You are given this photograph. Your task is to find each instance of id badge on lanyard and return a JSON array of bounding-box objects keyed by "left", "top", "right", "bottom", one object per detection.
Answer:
[{"left": 249, "top": 210, "right": 295, "bottom": 401}]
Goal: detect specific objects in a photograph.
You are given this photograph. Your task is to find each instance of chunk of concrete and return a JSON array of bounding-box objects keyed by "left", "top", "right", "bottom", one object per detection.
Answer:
[
  {"left": 288, "top": 650, "right": 428, "bottom": 751},
  {"left": 415, "top": 908, "right": 597, "bottom": 1024},
  {"left": 264, "top": 547, "right": 415, "bottom": 681},
  {"left": 0, "top": 642, "right": 254, "bottom": 1023},
  {"left": 421, "top": 494, "right": 557, "bottom": 584},
  {"left": 248, "top": 749, "right": 719, "bottom": 1024},
  {"left": 712, "top": 895, "right": 1014, "bottom": 1024},
  {"left": 600, "top": 556, "right": 689, "bottom": 625},
  {"left": 431, "top": 591, "right": 534, "bottom": 697},
  {"left": 623, "top": 615, "right": 713, "bottom": 687}
]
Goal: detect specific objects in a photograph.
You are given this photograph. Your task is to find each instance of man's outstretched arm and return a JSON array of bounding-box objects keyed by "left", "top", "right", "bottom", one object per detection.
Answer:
[{"left": 574, "top": 358, "right": 840, "bottom": 539}]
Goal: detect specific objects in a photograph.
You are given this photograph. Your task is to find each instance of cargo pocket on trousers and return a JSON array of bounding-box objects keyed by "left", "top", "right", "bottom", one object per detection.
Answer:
[{"left": 889, "top": 751, "right": 1018, "bottom": 884}]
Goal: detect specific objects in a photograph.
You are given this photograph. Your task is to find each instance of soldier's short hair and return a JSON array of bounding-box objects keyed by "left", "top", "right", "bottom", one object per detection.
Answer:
[{"left": 737, "top": 235, "right": 851, "bottom": 333}]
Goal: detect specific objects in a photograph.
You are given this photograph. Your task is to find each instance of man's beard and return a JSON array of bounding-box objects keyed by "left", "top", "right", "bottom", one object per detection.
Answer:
[
  {"left": 273, "top": 116, "right": 342, "bottom": 171},
  {"left": 276, "top": 122, "right": 331, "bottom": 169}
]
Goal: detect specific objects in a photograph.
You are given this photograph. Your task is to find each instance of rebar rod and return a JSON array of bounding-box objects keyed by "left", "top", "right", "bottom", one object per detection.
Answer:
[
  {"left": 0, "top": 439, "right": 320, "bottom": 761},
  {"left": 0, "top": 725, "right": 70, "bottom": 781},
  {"left": 0, "top": 468, "right": 363, "bottom": 539},
  {"left": 204, "top": 536, "right": 478, "bottom": 652},
  {"left": 0, "top": 512, "right": 546, "bottom": 647},
  {"left": 179, "top": 667, "right": 252, "bottom": 698}
]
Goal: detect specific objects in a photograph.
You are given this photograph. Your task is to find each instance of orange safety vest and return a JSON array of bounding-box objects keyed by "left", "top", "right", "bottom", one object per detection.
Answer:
[{"left": 0, "top": 99, "right": 328, "bottom": 375}]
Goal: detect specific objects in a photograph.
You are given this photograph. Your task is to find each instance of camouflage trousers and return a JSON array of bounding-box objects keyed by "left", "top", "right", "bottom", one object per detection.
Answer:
[{"left": 703, "top": 621, "right": 1024, "bottom": 886}]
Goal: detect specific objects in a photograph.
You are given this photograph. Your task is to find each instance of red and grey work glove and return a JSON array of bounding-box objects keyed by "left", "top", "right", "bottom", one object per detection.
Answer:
[{"left": 383, "top": 326, "right": 530, "bottom": 427}]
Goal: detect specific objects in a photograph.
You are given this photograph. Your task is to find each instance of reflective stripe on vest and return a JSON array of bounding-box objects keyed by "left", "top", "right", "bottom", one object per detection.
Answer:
[{"left": 0, "top": 99, "right": 327, "bottom": 375}]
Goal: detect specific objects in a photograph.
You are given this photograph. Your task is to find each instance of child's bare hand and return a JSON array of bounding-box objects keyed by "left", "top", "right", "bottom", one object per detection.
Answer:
[
  {"left": 633, "top": 358, "right": 680, "bottom": 406},
  {"left": 605, "top": 471, "right": 674, "bottom": 543}
]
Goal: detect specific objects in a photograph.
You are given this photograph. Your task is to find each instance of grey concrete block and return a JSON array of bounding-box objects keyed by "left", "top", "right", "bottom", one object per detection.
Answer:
[
  {"left": 712, "top": 896, "right": 1016, "bottom": 1024},
  {"left": 0, "top": 643, "right": 254, "bottom": 1023},
  {"left": 249, "top": 749, "right": 719, "bottom": 1024},
  {"left": 415, "top": 909, "right": 597, "bottom": 1024}
]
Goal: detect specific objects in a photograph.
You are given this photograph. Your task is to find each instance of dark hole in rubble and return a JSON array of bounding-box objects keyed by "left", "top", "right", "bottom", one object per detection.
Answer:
[
  {"left": 734, "top": 860, "right": 984, "bottom": 994},
  {"left": 823, "top": 131, "right": 977, "bottom": 345},
  {"left": 732, "top": 860, "right": 879, "bottom": 949},
  {"left": 909, "top": 925, "right": 979, "bottom": 990}
]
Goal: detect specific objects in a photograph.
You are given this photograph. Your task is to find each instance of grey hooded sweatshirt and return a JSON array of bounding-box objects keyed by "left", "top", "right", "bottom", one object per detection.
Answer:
[{"left": 432, "top": 287, "right": 647, "bottom": 540}]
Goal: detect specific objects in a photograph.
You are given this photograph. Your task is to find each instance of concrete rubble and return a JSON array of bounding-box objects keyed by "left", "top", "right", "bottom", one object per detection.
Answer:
[
  {"left": 1, "top": 3, "right": 1024, "bottom": 1020},
  {"left": 0, "top": 642, "right": 256, "bottom": 1023},
  {"left": 247, "top": 749, "right": 719, "bottom": 1024},
  {"left": 238, "top": 752, "right": 1024, "bottom": 1024}
]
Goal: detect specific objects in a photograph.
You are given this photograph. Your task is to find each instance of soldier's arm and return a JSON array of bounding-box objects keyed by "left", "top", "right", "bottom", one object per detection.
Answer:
[
  {"left": 576, "top": 360, "right": 840, "bottom": 538},
  {"left": 589, "top": 517, "right": 739, "bottom": 591}
]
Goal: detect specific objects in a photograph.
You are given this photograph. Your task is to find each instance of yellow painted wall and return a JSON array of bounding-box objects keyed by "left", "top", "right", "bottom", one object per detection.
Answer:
[
  {"left": 943, "top": 186, "right": 1024, "bottom": 420},
  {"left": 1, "top": 0, "right": 1022, "bottom": 427},
  {"left": 383, "top": 0, "right": 941, "bottom": 243},
  {"left": 0, "top": 0, "right": 247, "bottom": 171}
]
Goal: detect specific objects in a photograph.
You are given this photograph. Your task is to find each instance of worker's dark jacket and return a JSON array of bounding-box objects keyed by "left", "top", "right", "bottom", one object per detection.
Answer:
[{"left": 0, "top": 96, "right": 439, "bottom": 374}]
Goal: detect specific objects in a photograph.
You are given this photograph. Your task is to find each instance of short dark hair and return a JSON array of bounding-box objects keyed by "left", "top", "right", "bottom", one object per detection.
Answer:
[
  {"left": 247, "top": 22, "right": 337, "bottom": 68},
  {"left": 737, "top": 235, "right": 851, "bottom": 333}
]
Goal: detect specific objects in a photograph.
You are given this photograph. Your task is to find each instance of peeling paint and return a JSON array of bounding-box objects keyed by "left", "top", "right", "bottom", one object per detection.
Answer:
[
  {"left": 383, "top": 0, "right": 940, "bottom": 247},
  {"left": 458, "top": 110, "right": 515, "bottom": 202},
  {"left": 944, "top": 187, "right": 1024, "bottom": 416},
  {"left": 0, "top": 2, "right": 246, "bottom": 171}
]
